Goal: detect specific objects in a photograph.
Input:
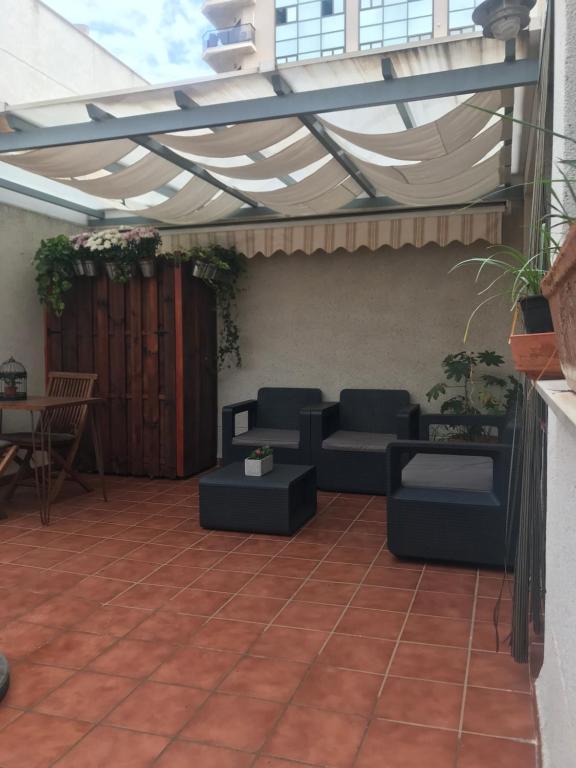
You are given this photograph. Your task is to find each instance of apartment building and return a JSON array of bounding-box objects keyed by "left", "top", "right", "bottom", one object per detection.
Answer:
[{"left": 201, "top": 0, "right": 481, "bottom": 72}]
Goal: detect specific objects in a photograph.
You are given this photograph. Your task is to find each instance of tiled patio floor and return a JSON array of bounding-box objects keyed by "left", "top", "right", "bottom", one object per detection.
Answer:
[{"left": 0, "top": 476, "right": 539, "bottom": 768}]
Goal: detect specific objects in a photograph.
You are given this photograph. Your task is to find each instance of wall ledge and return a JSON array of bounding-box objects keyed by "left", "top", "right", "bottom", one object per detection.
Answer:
[{"left": 536, "top": 380, "right": 576, "bottom": 432}]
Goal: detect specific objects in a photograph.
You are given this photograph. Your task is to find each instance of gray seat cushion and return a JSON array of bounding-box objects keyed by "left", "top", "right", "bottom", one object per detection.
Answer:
[
  {"left": 232, "top": 428, "right": 300, "bottom": 450},
  {"left": 322, "top": 430, "right": 396, "bottom": 453},
  {"left": 402, "top": 454, "right": 493, "bottom": 492},
  {"left": 0, "top": 432, "right": 75, "bottom": 446}
]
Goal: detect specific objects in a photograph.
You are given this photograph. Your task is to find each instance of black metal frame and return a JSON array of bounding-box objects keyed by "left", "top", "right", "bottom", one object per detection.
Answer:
[
  {"left": 387, "top": 414, "right": 516, "bottom": 567},
  {"left": 310, "top": 394, "right": 420, "bottom": 495}
]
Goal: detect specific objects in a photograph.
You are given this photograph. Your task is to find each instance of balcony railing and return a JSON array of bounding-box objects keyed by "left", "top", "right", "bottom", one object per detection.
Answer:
[{"left": 203, "top": 23, "right": 255, "bottom": 51}]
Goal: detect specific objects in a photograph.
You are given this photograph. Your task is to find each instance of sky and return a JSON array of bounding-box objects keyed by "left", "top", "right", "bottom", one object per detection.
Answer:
[{"left": 42, "top": 0, "right": 213, "bottom": 84}]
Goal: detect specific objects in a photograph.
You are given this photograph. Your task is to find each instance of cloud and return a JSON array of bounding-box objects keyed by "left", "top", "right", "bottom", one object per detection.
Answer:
[{"left": 42, "top": 0, "right": 213, "bottom": 83}]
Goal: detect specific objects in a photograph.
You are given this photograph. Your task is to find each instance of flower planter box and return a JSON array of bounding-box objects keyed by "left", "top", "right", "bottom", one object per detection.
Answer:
[
  {"left": 542, "top": 223, "right": 576, "bottom": 391},
  {"left": 245, "top": 455, "right": 274, "bottom": 476},
  {"left": 509, "top": 332, "right": 563, "bottom": 380}
]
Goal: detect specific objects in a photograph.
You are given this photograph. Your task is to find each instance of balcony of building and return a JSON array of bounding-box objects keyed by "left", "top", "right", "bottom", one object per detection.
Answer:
[{"left": 202, "top": 23, "right": 257, "bottom": 72}]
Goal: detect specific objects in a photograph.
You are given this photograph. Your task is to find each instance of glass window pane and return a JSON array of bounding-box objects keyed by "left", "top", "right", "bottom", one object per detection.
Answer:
[
  {"left": 450, "top": 0, "right": 474, "bottom": 8},
  {"left": 383, "top": 35, "right": 406, "bottom": 44},
  {"left": 299, "top": 34, "right": 321, "bottom": 51},
  {"left": 300, "top": 50, "right": 321, "bottom": 59},
  {"left": 360, "top": 7, "right": 383, "bottom": 25},
  {"left": 359, "top": 24, "right": 384, "bottom": 43},
  {"left": 299, "top": 18, "right": 321, "bottom": 35},
  {"left": 276, "top": 38, "right": 298, "bottom": 56},
  {"left": 384, "top": 4, "right": 408, "bottom": 21},
  {"left": 408, "top": 0, "right": 432, "bottom": 17},
  {"left": 322, "top": 30, "right": 345, "bottom": 47},
  {"left": 286, "top": 6, "right": 297, "bottom": 22},
  {"left": 322, "top": 13, "right": 345, "bottom": 32},
  {"left": 276, "top": 22, "right": 297, "bottom": 40},
  {"left": 321, "top": 0, "right": 334, "bottom": 16},
  {"left": 299, "top": 1, "right": 321, "bottom": 20},
  {"left": 333, "top": 0, "right": 344, "bottom": 12},
  {"left": 383, "top": 20, "right": 407, "bottom": 37},
  {"left": 449, "top": 8, "right": 475, "bottom": 27},
  {"left": 408, "top": 16, "right": 432, "bottom": 34},
  {"left": 276, "top": 0, "right": 293, "bottom": 7}
]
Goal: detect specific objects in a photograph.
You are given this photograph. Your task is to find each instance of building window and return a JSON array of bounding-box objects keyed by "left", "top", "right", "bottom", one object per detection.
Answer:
[
  {"left": 358, "top": 0, "right": 433, "bottom": 49},
  {"left": 275, "top": 0, "right": 345, "bottom": 63},
  {"left": 448, "top": 0, "right": 481, "bottom": 34}
]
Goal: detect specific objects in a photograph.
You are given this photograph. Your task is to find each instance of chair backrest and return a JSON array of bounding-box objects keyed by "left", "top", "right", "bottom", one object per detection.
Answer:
[
  {"left": 43, "top": 372, "right": 98, "bottom": 436},
  {"left": 339, "top": 389, "right": 410, "bottom": 433},
  {"left": 256, "top": 387, "right": 322, "bottom": 430}
]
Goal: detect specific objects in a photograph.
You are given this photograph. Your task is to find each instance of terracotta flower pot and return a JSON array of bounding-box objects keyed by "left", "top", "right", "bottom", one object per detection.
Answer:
[
  {"left": 541, "top": 223, "right": 576, "bottom": 391},
  {"left": 509, "top": 332, "right": 563, "bottom": 380}
]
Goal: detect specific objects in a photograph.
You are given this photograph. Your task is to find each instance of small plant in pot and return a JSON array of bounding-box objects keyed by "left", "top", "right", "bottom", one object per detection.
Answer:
[
  {"left": 123, "top": 226, "right": 162, "bottom": 278},
  {"left": 85, "top": 228, "right": 136, "bottom": 283},
  {"left": 70, "top": 232, "right": 99, "bottom": 276},
  {"left": 245, "top": 446, "right": 274, "bottom": 476},
  {"left": 33, "top": 234, "right": 75, "bottom": 316}
]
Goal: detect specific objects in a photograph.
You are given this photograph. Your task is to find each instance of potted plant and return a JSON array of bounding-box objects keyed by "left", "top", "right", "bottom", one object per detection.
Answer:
[
  {"left": 85, "top": 228, "right": 136, "bottom": 283},
  {"left": 124, "top": 226, "right": 162, "bottom": 278},
  {"left": 69, "top": 232, "right": 99, "bottom": 276},
  {"left": 245, "top": 446, "right": 273, "bottom": 476},
  {"left": 426, "top": 350, "right": 520, "bottom": 440},
  {"left": 33, "top": 234, "right": 75, "bottom": 316}
]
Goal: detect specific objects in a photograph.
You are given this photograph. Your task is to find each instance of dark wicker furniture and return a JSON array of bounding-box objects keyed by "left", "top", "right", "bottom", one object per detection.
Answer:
[
  {"left": 310, "top": 389, "right": 419, "bottom": 494},
  {"left": 387, "top": 414, "right": 517, "bottom": 567},
  {"left": 199, "top": 462, "right": 317, "bottom": 535},
  {"left": 222, "top": 387, "right": 322, "bottom": 465}
]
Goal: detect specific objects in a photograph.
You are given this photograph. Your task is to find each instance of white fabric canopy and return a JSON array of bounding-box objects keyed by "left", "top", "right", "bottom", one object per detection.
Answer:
[
  {"left": 65, "top": 153, "right": 180, "bottom": 197},
  {"left": 2, "top": 140, "right": 136, "bottom": 176},
  {"left": 131, "top": 176, "right": 217, "bottom": 220},
  {"left": 152, "top": 192, "right": 242, "bottom": 225}
]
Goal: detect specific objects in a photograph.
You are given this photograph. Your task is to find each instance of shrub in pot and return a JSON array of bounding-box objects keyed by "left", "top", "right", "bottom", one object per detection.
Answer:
[
  {"left": 123, "top": 226, "right": 162, "bottom": 278},
  {"left": 33, "top": 235, "right": 76, "bottom": 316}
]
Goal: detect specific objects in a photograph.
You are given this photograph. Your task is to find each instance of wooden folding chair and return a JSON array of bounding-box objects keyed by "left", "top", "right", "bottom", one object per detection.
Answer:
[{"left": 2, "top": 372, "right": 98, "bottom": 503}]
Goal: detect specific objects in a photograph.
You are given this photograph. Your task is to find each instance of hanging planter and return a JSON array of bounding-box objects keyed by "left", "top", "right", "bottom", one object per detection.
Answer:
[
  {"left": 509, "top": 332, "right": 563, "bottom": 380},
  {"left": 104, "top": 261, "right": 136, "bottom": 283},
  {"left": 541, "top": 223, "right": 576, "bottom": 391},
  {"left": 82, "top": 259, "right": 98, "bottom": 277},
  {"left": 139, "top": 259, "right": 156, "bottom": 278},
  {"left": 193, "top": 261, "right": 218, "bottom": 280},
  {"left": 72, "top": 259, "right": 85, "bottom": 277}
]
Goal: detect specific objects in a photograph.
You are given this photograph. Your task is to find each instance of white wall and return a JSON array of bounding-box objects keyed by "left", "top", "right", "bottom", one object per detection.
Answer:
[
  {"left": 536, "top": 399, "right": 576, "bottom": 768},
  {"left": 218, "top": 238, "right": 516, "bottom": 446}
]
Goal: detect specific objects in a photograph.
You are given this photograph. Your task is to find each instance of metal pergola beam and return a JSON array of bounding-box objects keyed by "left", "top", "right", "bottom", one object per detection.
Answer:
[
  {"left": 86, "top": 103, "right": 258, "bottom": 208},
  {"left": 0, "top": 177, "right": 105, "bottom": 218},
  {"left": 381, "top": 58, "right": 416, "bottom": 130},
  {"left": 270, "top": 74, "right": 377, "bottom": 198},
  {"left": 0, "top": 59, "right": 539, "bottom": 153}
]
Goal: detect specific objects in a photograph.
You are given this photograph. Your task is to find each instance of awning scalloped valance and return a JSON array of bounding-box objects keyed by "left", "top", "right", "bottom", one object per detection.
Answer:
[{"left": 160, "top": 207, "right": 503, "bottom": 258}]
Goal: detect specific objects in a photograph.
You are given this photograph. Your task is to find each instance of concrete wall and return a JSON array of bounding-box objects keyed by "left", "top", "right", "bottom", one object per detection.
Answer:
[
  {"left": 218, "top": 237, "right": 516, "bottom": 444},
  {"left": 536, "top": 402, "right": 576, "bottom": 768},
  {"left": 0, "top": 0, "right": 146, "bottom": 106}
]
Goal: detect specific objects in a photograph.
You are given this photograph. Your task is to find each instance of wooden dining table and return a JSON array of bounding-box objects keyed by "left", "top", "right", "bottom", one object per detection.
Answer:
[{"left": 0, "top": 396, "right": 106, "bottom": 525}]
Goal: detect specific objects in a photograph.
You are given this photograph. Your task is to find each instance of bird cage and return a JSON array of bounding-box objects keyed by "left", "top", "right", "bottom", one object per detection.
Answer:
[{"left": 0, "top": 357, "right": 27, "bottom": 400}]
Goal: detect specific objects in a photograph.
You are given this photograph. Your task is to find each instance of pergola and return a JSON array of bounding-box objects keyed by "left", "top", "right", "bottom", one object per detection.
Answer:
[{"left": 0, "top": 34, "right": 539, "bottom": 255}]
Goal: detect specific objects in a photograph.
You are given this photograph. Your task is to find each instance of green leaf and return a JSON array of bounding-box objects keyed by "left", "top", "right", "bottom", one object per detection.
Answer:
[
  {"left": 477, "top": 350, "right": 505, "bottom": 367},
  {"left": 426, "top": 383, "right": 446, "bottom": 402}
]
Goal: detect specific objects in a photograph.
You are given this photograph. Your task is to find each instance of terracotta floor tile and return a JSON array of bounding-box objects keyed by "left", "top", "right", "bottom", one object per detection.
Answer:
[
  {"left": 376, "top": 676, "right": 463, "bottom": 729},
  {"left": 352, "top": 585, "right": 414, "bottom": 612},
  {"left": 152, "top": 645, "right": 240, "bottom": 689},
  {"left": 127, "top": 543, "right": 185, "bottom": 564},
  {"left": 88, "top": 638, "right": 174, "bottom": 678},
  {"left": 74, "top": 605, "right": 149, "bottom": 637},
  {"left": 110, "top": 583, "right": 179, "bottom": 609},
  {"left": 250, "top": 625, "right": 328, "bottom": 663},
  {"left": 391, "top": 642, "right": 468, "bottom": 684},
  {"left": 295, "top": 580, "right": 357, "bottom": 606},
  {"left": 35, "top": 670, "right": 137, "bottom": 721},
  {"left": 192, "top": 618, "right": 265, "bottom": 652},
  {"left": 305, "top": 562, "right": 369, "bottom": 584},
  {"left": 475, "top": 597, "right": 513, "bottom": 624},
  {"left": 172, "top": 549, "right": 227, "bottom": 569},
  {"left": 472, "top": 620, "right": 511, "bottom": 653},
  {"left": 364, "top": 566, "right": 422, "bottom": 589},
  {"left": 182, "top": 692, "right": 283, "bottom": 751},
  {"left": 142, "top": 564, "right": 201, "bottom": 588},
  {"left": 468, "top": 650, "right": 532, "bottom": 692},
  {"left": 52, "top": 725, "right": 168, "bottom": 768},
  {"left": 168, "top": 587, "right": 232, "bottom": 616},
  {"left": 57, "top": 552, "right": 116, "bottom": 575},
  {"left": 477, "top": 575, "right": 513, "bottom": 599},
  {"left": 219, "top": 656, "right": 307, "bottom": 702},
  {"left": 264, "top": 704, "right": 367, "bottom": 768},
  {"left": 86, "top": 538, "right": 140, "bottom": 558},
  {"left": 236, "top": 539, "right": 288, "bottom": 556},
  {"left": 458, "top": 733, "right": 537, "bottom": 768},
  {"left": 68, "top": 576, "right": 129, "bottom": 602},
  {"left": 253, "top": 759, "right": 314, "bottom": 768},
  {"left": 412, "top": 590, "right": 474, "bottom": 620},
  {"left": 0, "top": 706, "right": 22, "bottom": 731},
  {"left": 419, "top": 570, "right": 477, "bottom": 595},
  {"left": 0, "top": 712, "right": 90, "bottom": 768},
  {"left": 14, "top": 548, "right": 70, "bottom": 568},
  {"left": 319, "top": 634, "right": 394, "bottom": 674},
  {"left": 263, "top": 556, "right": 318, "bottom": 578},
  {"left": 154, "top": 740, "right": 253, "bottom": 768},
  {"left": 282, "top": 542, "right": 331, "bottom": 560},
  {"left": 24, "top": 596, "right": 98, "bottom": 629},
  {"left": 4, "top": 662, "right": 73, "bottom": 708},
  {"left": 128, "top": 610, "right": 205, "bottom": 643},
  {"left": 355, "top": 719, "right": 457, "bottom": 768},
  {"left": 193, "top": 534, "right": 242, "bottom": 552},
  {"left": 0, "top": 620, "right": 58, "bottom": 659},
  {"left": 218, "top": 594, "right": 286, "bottom": 623},
  {"left": 241, "top": 574, "right": 305, "bottom": 599},
  {"left": 294, "top": 664, "right": 381, "bottom": 716},
  {"left": 337, "top": 607, "right": 405, "bottom": 640},
  {"left": 273, "top": 601, "right": 343, "bottom": 632},
  {"left": 463, "top": 686, "right": 536, "bottom": 739},
  {"left": 194, "top": 569, "right": 254, "bottom": 593},
  {"left": 31, "top": 631, "right": 116, "bottom": 669},
  {"left": 401, "top": 614, "right": 471, "bottom": 648},
  {"left": 326, "top": 546, "right": 377, "bottom": 565},
  {"left": 105, "top": 680, "right": 207, "bottom": 735}
]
